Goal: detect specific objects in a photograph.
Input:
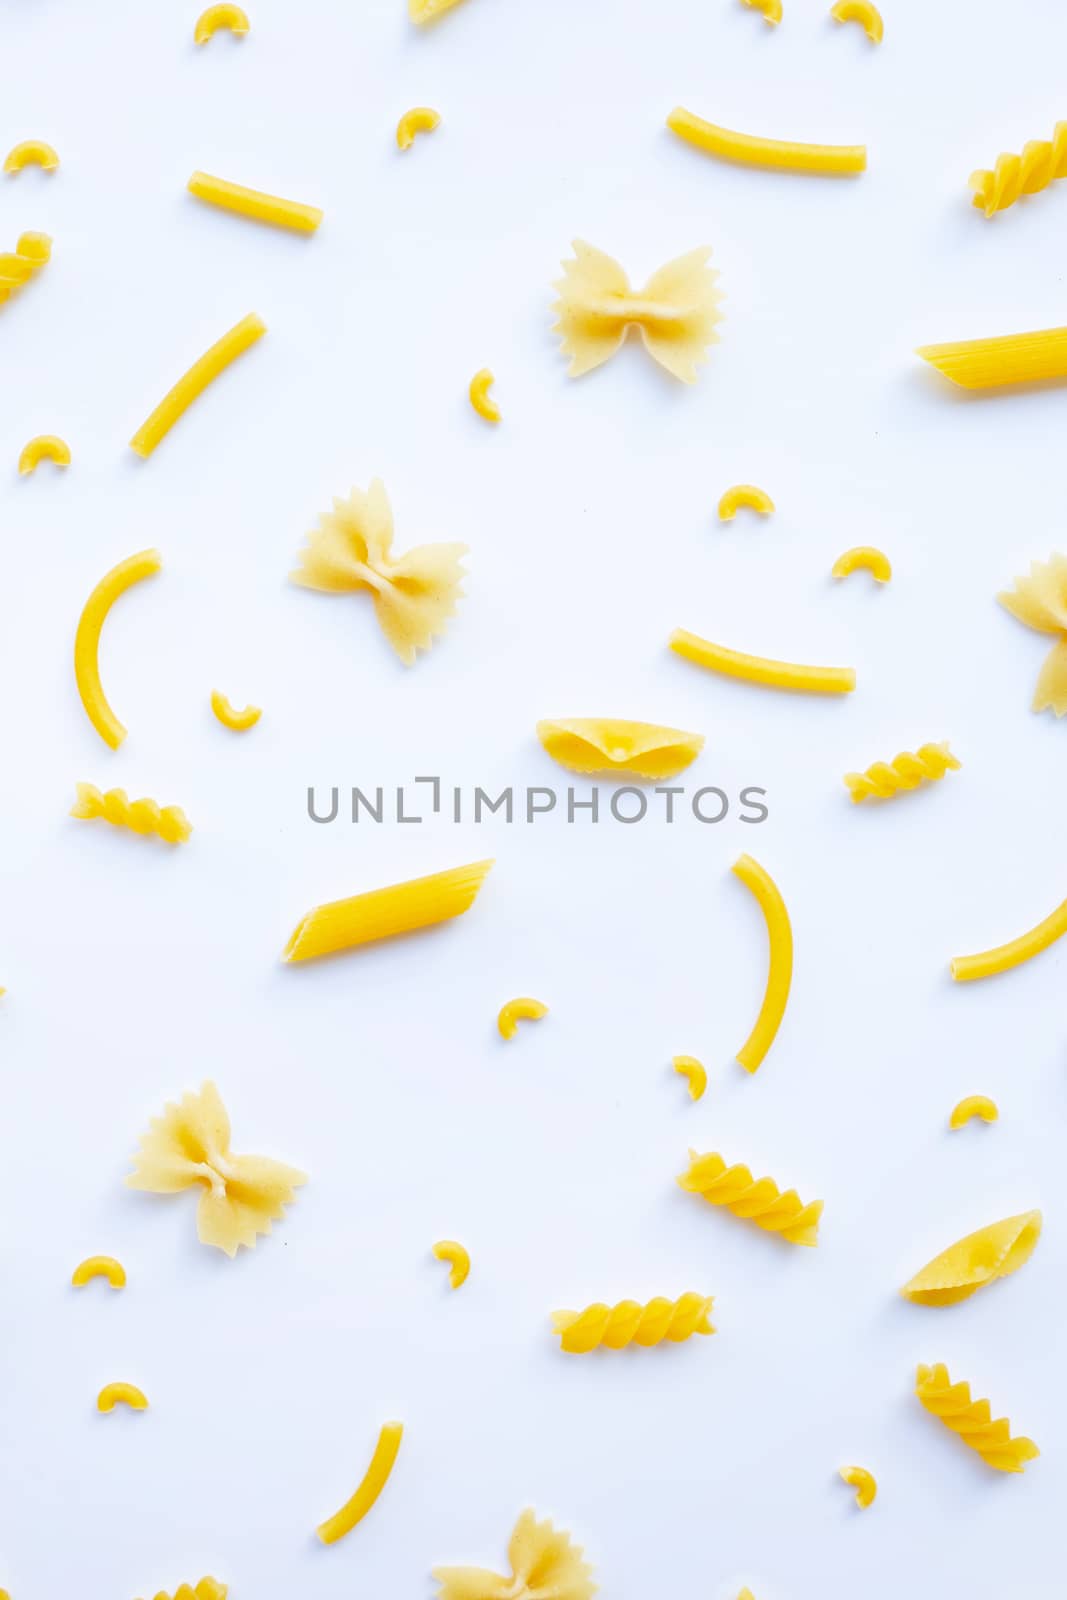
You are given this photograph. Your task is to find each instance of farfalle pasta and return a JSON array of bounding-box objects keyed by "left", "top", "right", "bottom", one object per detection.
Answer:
[
  {"left": 552, "top": 241, "right": 722, "bottom": 383},
  {"left": 678, "top": 1150, "right": 822, "bottom": 1244},
  {"left": 901, "top": 1211, "right": 1041, "bottom": 1306},
  {"left": 536, "top": 717, "right": 704, "bottom": 780},
  {"left": 998, "top": 554, "right": 1067, "bottom": 714},
  {"left": 915, "top": 1363, "right": 1038, "bottom": 1473},
  {"left": 434, "top": 1509, "right": 595, "bottom": 1600},
  {"left": 127, "top": 1081, "right": 306, "bottom": 1257},
  {"left": 290, "top": 480, "right": 467, "bottom": 664},
  {"left": 552, "top": 1293, "right": 714, "bottom": 1352}
]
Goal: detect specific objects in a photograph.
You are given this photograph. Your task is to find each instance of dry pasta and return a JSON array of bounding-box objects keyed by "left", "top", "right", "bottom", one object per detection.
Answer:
[
  {"left": 951, "top": 892, "right": 1067, "bottom": 981},
  {"left": 397, "top": 108, "right": 441, "bottom": 150},
  {"left": 284, "top": 860, "right": 493, "bottom": 963},
  {"left": 672, "top": 1055, "right": 707, "bottom": 1101},
  {"left": 830, "top": 0, "right": 883, "bottom": 42},
  {"left": 901, "top": 1211, "right": 1041, "bottom": 1306},
  {"left": 552, "top": 1294, "right": 714, "bottom": 1352},
  {"left": 536, "top": 717, "right": 704, "bottom": 780},
  {"left": 135, "top": 1581, "right": 226, "bottom": 1600},
  {"left": 4, "top": 140, "right": 60, "bottom": 173},
  {"left": 667, "top": 106, "right": 866, "bottom": 175},
  {"left": 71, "top": 1255, "right": 126, "bottom": 1289},
  {"left": 71, "top": 784, "right": 192, "bottom": 845},
  {"left": 997, "top": 555, "right": 1067, "bottom": 715},
  {"left": 18, "top": 433, "right": 70, "bottom": 475},
  {"left": 434, "top": 1509, "right": 595, "bottom": 1600},
  {"left": 73, "top": 548, "right": 162, "bottom": 749},
  {"left": 210, "top": 690, "right": 261, "bottom": 731},
  {"left": 468, "top": 368, "right": 500, "bottom": 423},
  {"left": 949, "top": 1095, "right": 999, "bottom": 1130},
  {"left": 844, "top": 742, "right": 959, "bottom": 803},
  {"left": 670, "top": 628, "right": 856, "bottom": 693},
  {"left": 718, "top": 484, "right": 774, "bottom": 520},
  {"left": 0, "top": 231, "right": 51, "bottom": 309},
  {"left": 915, "top": 1364, "right": 1038, "bottom": 1473},
  {"left": 839, "top": 1466, "right": 877, "bottom": 1507},
  {"left": 97, "top": 1382, "right": 148, "bottom": 1413},
  {"left": 970, "top": 124, "right": 1067, "bottom": 217},
  {"left": 732, "top": 853, "right": 793, "bottom": 1073},
  {"left": 917, "top": 326, "right": 1067, "bottom": 389},
  {"left": 678, "top": 1150, "right": 823, "bottom": 1245},
  {"left": 129, "top": 312, "right": 266, "bottom": 457},
  {"left": 410, "top": 0, "right": 469, "bottom": 19},
  {"left": 432, "top": 1241, "right": 470, "bottom": 1289},
  {"left": 741, "top": 0, "right": 782, "bottom": 24},
  {"left": 187, "top": 171, "right": 322, "bottom": 233},
  {"left": 497, "top": 997, "right": 548, "bottom": 1038},
  {"left": 831, "top": 545, "right": 891, "bottom": 583},
  {"left": 317, "top": 1422, "right": 404, "bottom": 1544},
  {"left": 194, "top": 4, "right": 250, "bottom": 43}
]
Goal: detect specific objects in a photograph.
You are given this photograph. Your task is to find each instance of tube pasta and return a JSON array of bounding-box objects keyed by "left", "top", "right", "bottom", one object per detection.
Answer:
[
  {"left": 210, "top": 690, "right": 261, "bottom": 731},
  {"left": 434, "top": 1509, "right": 595, "bottom": 1600},
  {"left": 135, "top": 1582, "right": 226, "bottom": 1600},
  {"left": 718, "top": 483, "right": 774, "bottom": 520},
  {"left": 128, "top": 312, "right": 266, "bottom": 458},
  {"left": 970, "top": 124, "right": 1067, "bottom": 218},
  {"left": 536, "top": 717, "right": 704, "bottom": 780},
  {"left": 951, "top": 892, "right": 1067, "bottom": 982},
  {"left": 678, "top": 1150, "right": 823, "bottom": 1245},
  {"left": 672, "top": 1055, "right": 707, "bottom": 1101},
  {"left": 552, "top": 1293, "right": 714, "bottom": 1353},
  {"left": 469, "top": 368, "right": 500, "bottom": 423},
  {"left": 832, "top": 545, "right": 891, "bottom": 583},
  {"left": 317, "top": 1421, "right": 404, "bottom": 1544},
  {"left": 187, "top": 171, "right": 322, "bottom": 233},
  {"left": 917, "top": 326, "right": 1067, "bottom": 390},
  {"left": 998, "top": 555, "right": 1067, "bottom": 715},
  {"left": 410, "top": 0, "right": 469, "bottom": 19},
  {"left": 732, "top": 853, "right": 792, "bottom": 1073},
  {"left": 950, "top": 1095, "right": 999, "bottom": 1130},
  {"left": 397, "top": 107, "right": 441, "bottom": 150},
  {"left": 741, "top": 0, "right": 782, "bottom": 24},
  {"left": 432, "top": 1240, "right": 470, "bottom": 1289},
  {"left": 71, "top": 1255, "right": 126, "bottom": 1289},
  {"left": 4, "top": 140, "right": 60, "bottom": 174},
  {"left": 74, "top": 548, "right": 162, "bottom": 749},
  {"left": 671, "top": 628, "right": 856, "bottom": 694},
  {"left": 667, "top": 106, "right": 866, "bottom": 175},
  {"left": 194, "top": 4, "right": 250, "bottom": 43},
  {"left": 845, "top": 742, "right": 959, "bottom": 803},
  {"left": 901, "top": 1211, "right": 1041, "bottom": 1306},
  {"left": 497, "top": 997, "right": 548, "bottom": 1038},
  {"left": 71, "top": 784, "right": 192, "bottom": 845},
  {"left": 18, "top": 433, "right": 70, "bottom": 475},
  {"left": 0, "top": 230, "right": 51, "bottom": 306},
  {"left": 839, "top": 1466, "right": 877, "bottom": 1508},
  {"left": 915, "top": 1363, "right": 1039, "bottom": 1473},
  {"left": 284, "top": 860, "right": 493, "bottom": 963},
  {"left": 830, "top": 0, "right": 883, "bottom": 42},
  {"left": 97, "top": 1382, "right": 148, "bottom": 1413}
]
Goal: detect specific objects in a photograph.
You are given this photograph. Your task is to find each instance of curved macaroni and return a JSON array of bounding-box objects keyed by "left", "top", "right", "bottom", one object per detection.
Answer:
[
  {"left": 915, "top": 1363, "right": 1038, "bottom": 1473},
  {"left": 18, "top": 433, "right": 70, "bottom": 475},
  {"left": 552, "top": 240, "right": 722, "bottom": 383},
  {"left": 434, "top": 1509, "right": 595, "bottom": 1600},
  {"left": 831, "top": 545, "right": 891, "bottom": 583},
  {"left": 397, "top": 107, "right": 441, "bottom": 150},
  {"left": 210, "top": 690, "right": 261, "bottom": 731},
  {"left": 498, "top": 997, "right": 548, "bottom": 1039},
  {"left": 950, "top": 1095, "right": 999, "bottom": 1130},
  {"left": 97, "top": 1382, "right": 148, "bottom": 1413},
  {"left": 72, "top": 784, "right": 192, "bottom": 845},
  {"left": 667, "top": 106, "right": 866, "bottom": 175},
  {"left": 284, "top": 860, "right": 493, "bottom": 963},
  {"left": 678, "top": 1150, "right": 822, "bottom": 1245},
  {"left": 194, "top": 4, "right": 250, "bottom": 43},
  {"left": 951, "top": 892, "right": 1067, "bottom": 982},
  {"left": 134, "top": 1581, "right": 226, "bottom": 1600},
  {"left": 128, "top": 1081, "right": 306, "bottom": 1256},
  {"left": 536, "top": 717, "right": 704, "bottom": 780},
  {"left": 187, "top": 171, "right": 322, "bottom": 233},
  {"left": 291, "top": 480, "right": 467, "bottom": 664},
  {"left": 672, "top": 1055, "right": 707, "bottom": 1101},
  {"left": 4, "top": 140, "right": 60, "bottom": 174},
  {"left": 410, "top": 0, "right": 469, "bottom": 19},
  {"left": 838, "top": 1465, "right": 877, "bottom": 1508},
  {"left": 830, "top": 0, "right": 883, "bottom": 42},
  {"left": 552, "top": 1293, "right": 714, "bottom": 1353},
  {"left": 917, "top": 326, "right": 1067, "bottom": 390},
  {"left": 732, "top": 853, "right": 793, "bottom": 1074},
  {"left": 73, "top": 548, "right": 162, "bottom": 749},
  {"left": 469, "top": 368, "right": 500, "bottom": 423},
  {"left": 71, "top": 1255, "right": 126, "bottom": 1289},
  {"left": 0, "top": 230, "right": 51, "bottom": 307},
  {"left": 718, "top": 483, "right": 775, "bottom": 520},
  {"left": 741, "top": 0, "right": 782, "bottom": 24},
  {"left": 432, "top": 1240, "right": 470, "bottom": 1289},
  {"left": 129, "top": 312, "right": 266, "bottom": 457},
  {"left": 671, "top": 628, "right": 856, "bottom": 694},
  {"left": 317, "top": 1421, "right": 404, "bottom": 1544},
  {"left": 970, "top": 123, "right": 1067, "bottom": 217},
  {"left": 901, "top": 1211, "right": 1041, "bottom": 1306},
  {"left": 844, "top": 742, "right": 960, "bottom": 803},
  {"left": 997, "top": 555, "right": 1067, "bottom": 715}
]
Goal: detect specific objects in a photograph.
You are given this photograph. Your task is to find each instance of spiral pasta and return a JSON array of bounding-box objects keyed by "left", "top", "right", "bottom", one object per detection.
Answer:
[
  {"left": 71, "top": 784, "right": 192, "bottom": 845},
  {"left": 970, "top": 123, "right": 1067, "bottom": 217},
  {"left": 0, "top": 230, "right": 51, "bottom": 306},
  {"left": 552, "top": 1293, "right": 715, "bottom": 1353},
  {"left": 135, "top": 1582, "right": 226, "bottom": 1600},
  {"left": 677, "top": 1150, "right": 822, "bottom": 1245},
  {"left": 915, "top": 1363, "right": 1039, "bottom": 1473},
  {"left": 844, "top": 742, "right": 960, "bottom": 803},
  {"left": 901, "top": 1211, "right": 1041, "bottom": 1306}
]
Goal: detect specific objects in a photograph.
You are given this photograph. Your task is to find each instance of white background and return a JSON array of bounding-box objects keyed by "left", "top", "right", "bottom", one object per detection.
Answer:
[{"left": 1, "top": 1, "right": 1065, "bottom": 1596}]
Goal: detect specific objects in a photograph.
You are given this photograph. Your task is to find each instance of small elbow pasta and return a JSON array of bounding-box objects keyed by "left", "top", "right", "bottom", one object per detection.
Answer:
[
  {"left": 4, "top": 140, "right": 60, "bottom": 173},
  {"left": 949, "top": 1095, "right": 998, "bottom": 1130},
  {"left": 832, "top": 545, "right": 891, "bottom": 583},
  {"left": 97, "top": 1382, "right": 148, "bottom": 1412},
  {"left": 71, "top": 1255, "right": 126, "bottom": 1289},
  {"left": 830, "top": 0, "right": 883, "bottom": 42},
  {"left": 839, "top": 1465, "right": 877, "bottom": 1507},
  {"left": 432, "top": 1240, "right": 470, "bottom": 1289},
  {"left": 717, "top": 484, "right": 774, "bottom": 521},
  {"left": 284, "top": 860, "right": 493, "bottom": 962},
  {"left": 194, "top": 4, "right": 250, "bottom": 43},
  {"left": 317, "top": 1422, "right": 404, "bottom": 1544},
  {"left": 918, "top": 326, "right": 1067, "bottom": 389},
  {"left": 497, "top": 997, "right": 548, "bottom": 1038},
  {"left": 397, "top": 108, "right": 441, "bottom": 150},
  {"left": 672, "top": 1055, "right": 707, "bottom": 1101},
  {"left": 18, "top": 433, "right": 70, "bottom": 475},
  {"left": 552, "top": 1293, "right": 714, "bottom": 1352},
  {"left": 667, "top": 106, "right": 866, "bottom": 175},
  {"left": 741, "top": 0, "right": 782, "bottom": 23},
  {"left": 211, "top": 690, "right": 261, "bottom": 731},
  {"left": 469, "top": 368, "right": 500, "bottom": 423}
]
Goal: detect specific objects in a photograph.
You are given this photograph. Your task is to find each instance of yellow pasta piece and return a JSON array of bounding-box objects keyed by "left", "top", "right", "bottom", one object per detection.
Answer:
[
  {"left": 127, "top": 1081, "right": 306, "bottom": 1257},
  {"left": 135, "top": 1581, "right": 226, "bottom": 1600},
  {"left": 915, "top": 1363, "right": 1039, "bottom": 1473},
  {"left": 671, "top": 628, "right": 856, "bottom": 694},
  {"left": 667, "top": 106, "right": 866, "bottom": 176},
  {"left": 672, "top": 1055, "right": 707, "bottom": 1101},
  {"left": 839, "top": 1465, "right": 877, "bottom": 1507},
  {"left": 678, "top": 1150, "right": 823, "bottom": 1245},
  {"left": 741, "top": 0, "right": 782, "bottom": 25},
  {"left": 970, "top": 123, "right": 1067, "bottom": 217},
  {"left": 998, "top": 555, "right": 1067, "bottom": 715},
  {"left": 317, "top": 1421, "right": 404, "bottom": 1544},
  {"left": 74, "top": 548, "right": 162, "bottom": 749},
  {"left": 468, "top": 367, "right": 500, "bottom": 423},
  {"left": 410, "top": 0, "right": 468, "bottom": 19},
  {"left": 187, "top": 171, "right": 322, "bottom": 233},
  {"left": 951, "top": 892, "right": 1067, "bottom": 982},
  {"left": 129, "top": 312, "right": 266, "bottom": 458},
  {"left": 71, "top": 1255, "right": 126, "bottom": 1289},
  {"left": 434, "top": 1509, "right": 596, "bottom": 1600},
  {"left": 97, "top": 1382, "right": 148, "bottom": 1413},
  {"left": 210, "top": 690, "right": 261, "bottom": 731},
  {"left": 18, "top": 433, "right": 70, "bottom": 475},
  {"left": 284, "top": 859, "right": 493, "bottom": 963},
  {"left": 901, "top": 1211, "right": 1040, "bottom": 1306},
  {"left": 0, "top": 230, "right": 51, "bottom": 307},
  {"left": 290, "top": 480, "right": 467, "bottom": 664},
  {"left": 830, "top": 0, "right": 883, "bottom": 42},
  {"left": 497, "top": 997, "right": 548, "bottom": 1038},
  {"left": 732, "top": 853, "right": 792, "bottom": 1073},
  {"left": 949, "top": 1095, "right": 999, "bottom": 1130},
  {"left": 552, "top": 240, "right": 722, "bottom": 383},
  {"left": 432, "top": 1240, "right": 470, "bottom": 1289},
  {"left": 536, "top": 717, "right": 704, "bottom": 780},
  {"left": 194, "top": 4, "right": 249, "bottom": 43},
  {"left": 917, "top": 326, "right": 1067, "bottom": 390},
  {"left": 552, "top": 1293, "right": 714, "bottom": 1353},
  {"left": 4, "top": 140, "right": 60, "bottom": 174},
  {"left": 831, "top": 545, "right": 891, "bottom": 583},
  {"left": 718, "top": 483, "right": 775, "bottom": 521},
  {"left": 396, "top": 107, "right": 441, "bottom": 150},
  {"left": 844, "top": 742, "right": 960, "bottom": 803},
  {"left": 71, "top": 784, "right": 192, "bottom": 845}
]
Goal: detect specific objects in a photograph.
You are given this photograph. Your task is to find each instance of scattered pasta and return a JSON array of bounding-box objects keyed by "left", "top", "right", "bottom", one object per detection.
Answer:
[
  {"left": 290, "top": 480, "right": 467, "bottom": 664},
  {"left": 552, "top": 240, "right": 722, "bottom": 383},
  {"left": 71, "top": 1255, "right": 126, "bottom": 1289},
  {"left": 951, "top": 891, "right": 1067, "bottom": 982},
  {"left": 678, "top": 1150, "right": 822, "bottom": 1245},
  {"left": 672, "top": 1055, "right": 707, "bottom": 1101},
  {"left": 901, "top": 1211, "right": 1041, "bottom": 1306},
  {"left": 397, "top": 107, "right": 441, "bottom": 150},
  {"left": 4, "top": 140, "right": 60, "bottom": 174},
  {"left": 666, "top": 106, "right": 866, "bottom": 175},
  {"left": 432, "top": 1240, "right": 470, "bottom": 1289},
  {"left": 18, "top": 433, "right": 70, "bottom": 475},
  {"left": 498, "top": 997, "right": 548, "bottom": 1038},
  {"left": 187, "top": 171, "right": 322, "bottom": 233},
  {"left": 671, "top": 628, "right": 856, "bottom": 694},
  {"left": 0, "top": 230, "right": 51, "bottom": 307},
  {"left": 317, "top": 1421, "right": 404, "bottom": 1544},
  {"left": 838, "top": 1465, "right": 877, "bottom": 1508},
  {"left": 831, "top": 545, "right": 891, "bottom": 583},
  {"left": 732, "top": 853, "right": 793, "bottom": 1074},
  {"left": 552, "top": 1293, "right": 714, "bottom": 1352},
  {"left": 917, "top": 326, "right": 1067, "bottom": 390},
  {"left": 468, "top": 368, "right": 500, "bottom": 423},
  {"left": 844, "top": 742, "right": 960, "bottom": 803},
  {"left": 830, "top": 0, "right": 883, "bottom": 42},
  {"left": 434, "top": 1509, "right": 595, "bottom": 1600},
  {"left": 210, "top": 690, "right": 261, "bottom": 731},
  {"left": 998, "top": 555, "right": 1067, "bottom": 715},
  {"left": 194, "top": 4, "right": 250, "bottom": 43},
  {"left": 915, "top": 1363, "right": 1039, "bottom": 1473},
  {"left": 97, "top": 1382, "right": 148, "bottom": 1413},
  {"left": 127, "top": 1081, "right": 306, "bottom": 1257},
  {"left": 970, "top": 123, "right": 1067, "bottom": 217},
  {"left": 134, "top": 1581, "right": 226, "bottom": 1600},
  {"left": 73, "top": 548, "right": 162, "bottom": 749},
  {"left": 536, "top": 718, "right": 704, "bottom": 780},
  {"left": 410, "top": 0, "right": 469, "bottom": 19},
  {"left": 128, "top": 312, "right": 266, "bottom": 458},
  {"left": 741, "top": 0, "right": 782, "bottom": 24},
  {"left": 950, "top": 1095, "right": 999, "bottom": 1130},
  {"left": 718, "top": 484, "right": 774, "bottom": 521},
  {"left": 71, "top": 784, "right": 192, "bottom": 845},
  {"left": 283, "top": 860, "right": 493, "bottom": 963}
]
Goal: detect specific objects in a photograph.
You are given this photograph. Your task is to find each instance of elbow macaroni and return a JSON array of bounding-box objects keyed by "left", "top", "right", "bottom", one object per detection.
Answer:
[
  {"left": 194, "top": 4, "right": 250, "bottom": 43},
  {"left": 4, "top": 140, "right": 60, "bottom": 173},
  {"left": 97, "top": 1382, "right": 148, "bottom": 1412},
  {"left": 829, "top": 0, "right": 883, "bottom": 42},
  {"left": 741, "top": 0, "right": 782, "bottom": 23},
  {"left": 397, "top": 108, "right": 441, "bottom": 150},
  {"left": 949, "top": 1095, "right": 999, "bottom": 1130},
  {"left": 72, "top": 1255, "right": 126, "bottom": 1289},
  {"left": 432, "top": 1240, "right": 470, "bottom": 1289},
  {"left": 468, "top": 368, "right": 500, "bottom": 423},
  {"left": 18, "top": 433, "right": 70, "bottom": 475},
  {"left": 831, "top": 545, "right": 891, "bottom": 583},
  {"left": 839, "top": 1465, "right": 877, "bottom": 1507},
  {"left": 210, "top": 690, "right": 261, "bottom": 731},
  {"left": 672, "top": 1055, "right": 707, "bottom": 1101},
  {"left": 717, "top": 484, "right": 775, "bottom": 521},
  {"left": 497, "top": 997, "right": 548, "bottom": 1038}
]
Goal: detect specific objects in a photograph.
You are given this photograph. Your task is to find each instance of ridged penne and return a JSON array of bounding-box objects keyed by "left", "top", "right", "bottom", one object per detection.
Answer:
[
  {"left": 671, "top": 628, "right": 856, "bottom": 693},
  {"left": 667, "top": 106, "right": 866, "bottom": 175},
  {"left": 434, "top": 1509, "right": 595, "bottom": 1600},
  {"left": 284, "top": 860, "right": 493, "bottom": 963},
  {"left": 497, "top": 997, "right": 548, "bottom": 1038},
  {"left": 915, "top": 1363, "right": 1038, "bottom": 1473},
  {"left": 917, "top": 326, "right": 1067, "bottom": 390},
  {"left": 129, "top": 312, "right": 266, "bottom": 457},
  {"left": 678, "top": 1150, "right": 822, "bottom": 1245},
  {"left": 536, "top": 717, "right": 704, "bottom": 780},
  {"left": 317, "top": 1421, "right": 404, "bottom": 1544},
  {"left": 71, "top": 784, "right": 191, "bottom": 845},
  {"left": 187, "top": 172, "right": 322, "bottom": 233},
  {"left": 997, "top": 555, "right": 1067, "bottom": 715},
  {"left": 900, "top": 1211, "right": 1041, "bottom": 1306},
  {"left": 552, "top": 1293, "right": 714, "bottom": 1352}
]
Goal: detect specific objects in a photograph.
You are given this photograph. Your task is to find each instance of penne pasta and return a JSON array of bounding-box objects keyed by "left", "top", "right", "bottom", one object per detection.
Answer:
[
  {"left": 918, "top": 326, "right": 1067, "bottom": 390},
  {"left": 283, "top": 860, "right": 493, "bottom": 962}
]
